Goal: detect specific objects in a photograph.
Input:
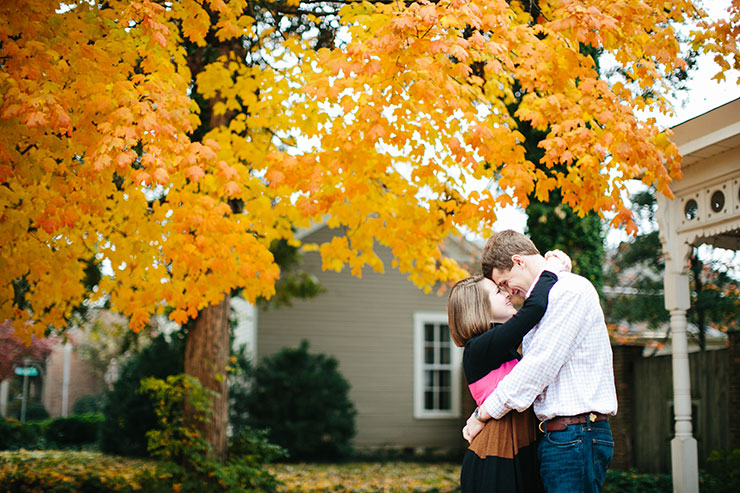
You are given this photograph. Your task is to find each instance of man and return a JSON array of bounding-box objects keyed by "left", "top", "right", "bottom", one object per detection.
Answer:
[{"left": 463, "top": 230, "right": 617, "bottom": 493}]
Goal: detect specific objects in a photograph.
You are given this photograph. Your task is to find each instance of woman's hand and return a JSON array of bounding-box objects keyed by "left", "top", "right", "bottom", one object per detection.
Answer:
[
  {"left": 462, "top": 412, "right": 486, "bottom": 443},
  {"left": 544, "top": 249, "right": 572, "bottom": 273}
]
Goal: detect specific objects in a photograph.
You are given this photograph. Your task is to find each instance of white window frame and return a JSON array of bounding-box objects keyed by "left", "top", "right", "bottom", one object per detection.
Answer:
[{"left": 413, "top": 312, "right": 463, "bottom": 419}]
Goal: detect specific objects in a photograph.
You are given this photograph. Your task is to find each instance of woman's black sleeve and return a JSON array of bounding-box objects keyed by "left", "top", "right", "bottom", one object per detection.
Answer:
[{"left": 467, "top": 270, "right": 559, "bottom": 364}]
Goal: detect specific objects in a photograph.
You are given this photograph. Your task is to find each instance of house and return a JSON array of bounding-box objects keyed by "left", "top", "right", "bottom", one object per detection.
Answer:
[
  {"left": 254, "top": 224, "right": 480, "bottom": 455},
  {"left": 41, "top": 311, "right": 130, "bottom": 418}
]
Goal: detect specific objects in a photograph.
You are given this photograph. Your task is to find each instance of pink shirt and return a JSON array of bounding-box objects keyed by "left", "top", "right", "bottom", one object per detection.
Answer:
[{"left": 468, "top": 359, "right": 518, "bottom": 406}]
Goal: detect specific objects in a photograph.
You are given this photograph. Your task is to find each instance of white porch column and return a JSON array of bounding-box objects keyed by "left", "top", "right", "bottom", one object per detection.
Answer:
[
  {"left": 0, "top": 379, "right": 8, "bottom": 417},
  {"left": 658, "top": 191, "right": 700, "bottom": 493},
  {"left": 61, "top": 342, "right": 72, "bottom": 417},
  {"left": 664, "top": 270, "right": 699, "bottom": 493}
]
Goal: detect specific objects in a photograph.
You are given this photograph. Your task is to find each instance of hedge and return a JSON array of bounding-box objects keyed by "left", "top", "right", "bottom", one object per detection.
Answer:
[
  {"left": 43, "top": 414, "right": 103, "bottom": 447},
  {"left": 1, "top": 449, "right": 281, "bottom": 492},
  {"left": 1, "top": 415, "right": 103, "bottom": 451}
]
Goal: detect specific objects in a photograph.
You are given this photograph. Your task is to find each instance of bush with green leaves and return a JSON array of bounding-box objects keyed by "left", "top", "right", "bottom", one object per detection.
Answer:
[
  {"left": 100, "top": 333, "right": 184, "bottom": 456},
  {"left": 243, "top": 340, "right": 356, "bottom": 461},
  {"left": 0, "top": 418, "right": 42, "bottom": 450},
  {"left": 227, "top": 343, "right": 255, "bottom": 435},
  {"left": 140, "top": 373, "right": 282, "bottom": 492},
  {"left": 72, "top": 394, "right": 105, "bottom": 415},
  {"left": 603, "top": 469, "right": 672, "bottom": 492},
  {"left": 228, "top": 427, "right": 286, "bottom": 465},
  {"left": 44, "top": 414, "right": 104, "bottom": 448},
  {"left": 701, "top": 448, "right": 740, "bottom": 493},
  {"left": 2, "top": 414, "right": 105, "bottom": 451}
]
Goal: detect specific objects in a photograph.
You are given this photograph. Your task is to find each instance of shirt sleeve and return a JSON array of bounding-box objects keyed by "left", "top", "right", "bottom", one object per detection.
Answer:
[
  {"left": 467, "top": 270, "right": 558, "bottom": 368},
  {"left": 481, "top": 282, "right": 593, "bottom": 418}
]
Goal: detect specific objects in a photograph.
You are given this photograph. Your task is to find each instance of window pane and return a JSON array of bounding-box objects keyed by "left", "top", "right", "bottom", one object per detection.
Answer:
[
  {"left": 425, "top": 370, "right": 433, "bottom": 389},
  {"left": 425, "top": 391, "right": 434, "bottom": 410},
  {"left": 439, "top": 344, "right": 450, "bottom": 364},
  {"left": 438, "top": 324, "right": 446, "bottom": 342},
  {"left": 439, "top": 371, "right": 450, "bottom": 388},
  {"left": 425, "top": 324, "right": 435, "bottom": 342},
  {"left": 439, "top": 391, "right": 451, "bottom": 410},
  {"left": 425, "top": 346, "right": 434, "bottom": 364}
]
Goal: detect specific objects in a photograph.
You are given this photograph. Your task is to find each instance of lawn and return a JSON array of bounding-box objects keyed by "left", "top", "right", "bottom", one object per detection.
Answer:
[
  {"left": 268, "top": 462, "right": 461, "bottom": 492},
  {"left": 0, "top": 451, "right": 692, "bottom": 492},
  {"left": 268, "top": 462, "right": 680, "bottom": 493}
]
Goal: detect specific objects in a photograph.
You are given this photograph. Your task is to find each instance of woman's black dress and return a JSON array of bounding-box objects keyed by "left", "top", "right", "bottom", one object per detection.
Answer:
[{"left": 460, "top": 270, "right": 558, "bottom": 493}]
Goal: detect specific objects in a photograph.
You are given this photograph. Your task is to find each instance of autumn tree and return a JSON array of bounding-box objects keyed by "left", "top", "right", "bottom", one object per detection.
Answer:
[
  {"left": 3, "top": 0, "right": 739, "bottom": 457},
  {"left": 0, "top": 321, "right": 54, "bottom": 382},
  {"left": 603, "top": 190, "right": 669, "bottom": 333}
]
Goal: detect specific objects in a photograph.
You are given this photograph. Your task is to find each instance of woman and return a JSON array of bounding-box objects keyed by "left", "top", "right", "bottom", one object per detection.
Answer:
[{"left": 448, "top": 255, "right": 568, "bottom": 493}]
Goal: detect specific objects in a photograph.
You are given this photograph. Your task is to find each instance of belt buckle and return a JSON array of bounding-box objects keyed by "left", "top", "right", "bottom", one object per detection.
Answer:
[
  {"left": 588, "top": 412, "right": 597, "bottom": 423},
  {"left": 538, "top": 421, "right": 546, "bottom": 433}
]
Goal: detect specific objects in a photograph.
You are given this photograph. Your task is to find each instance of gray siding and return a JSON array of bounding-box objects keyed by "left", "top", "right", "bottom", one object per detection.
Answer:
[{"left": 257, "top": 226, "right": 467, "bottom": 451}]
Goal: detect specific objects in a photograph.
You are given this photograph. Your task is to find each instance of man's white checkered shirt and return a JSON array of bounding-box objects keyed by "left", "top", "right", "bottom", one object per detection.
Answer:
[{"left": 482, "top": 271, "right": 618, "bottom": 421}]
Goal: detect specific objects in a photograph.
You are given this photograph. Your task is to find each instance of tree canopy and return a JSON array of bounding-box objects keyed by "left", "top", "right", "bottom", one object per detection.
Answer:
[{"left": 2, "top": 0, "right": 739, "bottom": 343}]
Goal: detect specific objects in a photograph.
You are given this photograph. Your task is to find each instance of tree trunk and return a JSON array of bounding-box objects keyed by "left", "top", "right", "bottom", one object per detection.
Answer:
[
  {"left": 181, "top": 30, "right": 242, "bottom": 463},
  {"left": 184, "top": 294, "right": 231, "bottom": 461}
]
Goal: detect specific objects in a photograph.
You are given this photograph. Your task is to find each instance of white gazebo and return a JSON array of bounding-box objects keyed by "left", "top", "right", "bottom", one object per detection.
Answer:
[{"left": 657, "top": 97, "right": 740, "bottom": 493}]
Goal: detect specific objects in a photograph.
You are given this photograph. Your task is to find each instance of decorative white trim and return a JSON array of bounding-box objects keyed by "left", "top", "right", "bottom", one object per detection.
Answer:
[
  {"left": 413, "top": 311, "right": 463, "bottom": 419},
  {"left": 674, "top": 173, "right": 740, "bottom": 234},
  {"left": 678, "top": 120, "right": 740, "bottom": 156}
]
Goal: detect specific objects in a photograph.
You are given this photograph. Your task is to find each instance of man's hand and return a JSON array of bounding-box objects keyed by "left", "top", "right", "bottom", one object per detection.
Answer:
[
  {"left": 544, "top": 249, "right": 572, "bottom": 273},
  {"left": 462, "top": 412, "right": 486, "bottom": 443}
]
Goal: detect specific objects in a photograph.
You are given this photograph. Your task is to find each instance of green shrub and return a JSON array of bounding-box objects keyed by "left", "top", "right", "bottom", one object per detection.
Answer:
[
  {"left": 0, "top": 418, "right": 43, "bottom": 450},
  {"left": 701, "top": 448, "right": 740, "bottom": 493},
  {"left": 100, "top": 333, "right": 184, "bottom": 456},
  {"left": 243, "top": 340, "right": 356, "bottom": 461},
  {"left": 604, "top": 469, "right": 672, "bottom": 492},
  {"left": 140, "top": 373, "right": 282, "bottom": 492},
  {"left": 44, "top": 414, "right": 104, "bottom": 447},
  {"left": 228, "top": 428, "right": 287, "bottom": 465},
  {"left": 72, "top": 394, "right": 105, "bottom": 415},
  {"left": 227, "top": 343, "right": 255, "bottom": 435}
]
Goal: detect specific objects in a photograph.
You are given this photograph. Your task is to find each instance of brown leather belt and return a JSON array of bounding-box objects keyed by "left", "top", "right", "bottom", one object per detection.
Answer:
[{"left": 540, "top": 412, "right": 608, "bottom": 432}]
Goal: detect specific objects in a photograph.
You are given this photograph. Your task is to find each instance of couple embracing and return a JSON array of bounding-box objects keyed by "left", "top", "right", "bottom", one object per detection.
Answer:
[{"left": 447, "top": 230, "right": 618, "bottom": 493}]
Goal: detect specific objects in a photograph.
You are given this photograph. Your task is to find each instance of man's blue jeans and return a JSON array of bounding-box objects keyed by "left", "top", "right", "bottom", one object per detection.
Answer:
[{"left": 537, "top": 420, "right": 613, "bottom": 493}]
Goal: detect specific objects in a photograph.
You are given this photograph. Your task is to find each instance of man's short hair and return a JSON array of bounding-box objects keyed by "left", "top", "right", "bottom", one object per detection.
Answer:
[{"left": 481, "top": 230, "right": 540, "bottom": 279}]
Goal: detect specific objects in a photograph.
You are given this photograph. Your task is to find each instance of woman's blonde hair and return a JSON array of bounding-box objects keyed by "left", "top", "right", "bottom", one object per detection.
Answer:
[{"left": 447, "top": 275, "right": 493, "bottom": 347}]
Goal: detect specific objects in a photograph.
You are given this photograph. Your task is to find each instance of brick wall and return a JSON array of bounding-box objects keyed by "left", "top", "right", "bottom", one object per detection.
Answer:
[
  {"left": 610, "top": 344, "right": 643, "bottom": 470},
  {"left": 729, "top": 331, "right": 740, "bottom": 449},
  {"left": 42, "top": 343, "right": 105, "bottom": 417}
]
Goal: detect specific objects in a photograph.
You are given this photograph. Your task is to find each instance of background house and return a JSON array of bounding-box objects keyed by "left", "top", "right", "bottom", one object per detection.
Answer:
[{"left": 255, "top": 224, "right": 480, "bottom": 455}]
